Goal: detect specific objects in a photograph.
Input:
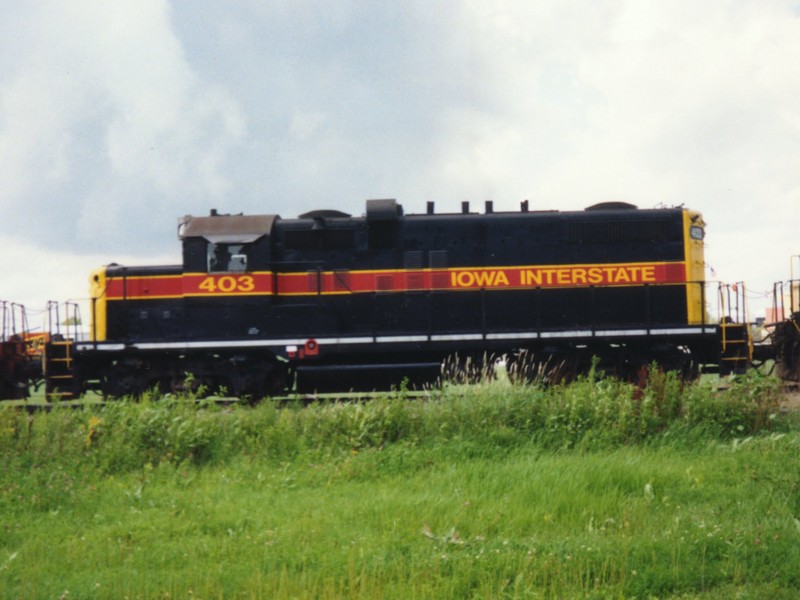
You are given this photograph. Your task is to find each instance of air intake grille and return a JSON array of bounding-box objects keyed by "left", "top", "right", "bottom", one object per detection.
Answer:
[{"left": 566, "top": 220, "right": 677, "bottom": 244}]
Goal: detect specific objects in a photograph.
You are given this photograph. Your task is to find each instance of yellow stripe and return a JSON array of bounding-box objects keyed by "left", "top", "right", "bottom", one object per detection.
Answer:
[
  {"left": 682, "top": 209, "right": 707, "bottom": 324},
  {"left": 89, "top": 267, "right": 108, "bottom": 341},
  {"left": 275, "top": 260, "right": 683, "bottom": 278}
]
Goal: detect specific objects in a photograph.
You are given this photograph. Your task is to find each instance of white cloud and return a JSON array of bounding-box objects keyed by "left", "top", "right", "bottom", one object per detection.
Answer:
[
  {"left": 0, "top": 234, "right": 178, "bottom": 323},
  {"left": 0, "top": 0, "right": 246, "bottom": 251}
]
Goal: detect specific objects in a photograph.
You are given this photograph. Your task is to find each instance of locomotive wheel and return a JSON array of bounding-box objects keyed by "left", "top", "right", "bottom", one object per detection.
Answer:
[
  {"left": 229, "top": 357, "right": 289, "bottom": 402},
  {"left": 102, "top": 360, "right": 154, "bottom": 399},
  {"left": 168, "top": 372, "right": 213, "bottom": 398},
  {"left": 643, "top": 344, "right": 697, "bottom": 381},
  {"left": 266, "top": 362, "right": 290, "bottom": 395},
  {"left": 1, "top": 377, "right": 25, "bottom": 400},
  {"left": 103, "top": 371, "right": 147, "bottom": 399}
]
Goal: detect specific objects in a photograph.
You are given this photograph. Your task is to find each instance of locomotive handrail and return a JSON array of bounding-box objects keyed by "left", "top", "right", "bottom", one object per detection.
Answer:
[
  {"left": 771, "top": 281, "right": 785, "bottom": 325},
  {"left": 12, "top": 302, "right": 27, "bottom": 338},
  {"left": 1, "top": 302, "right": 31, "bottom": 341},
  {"left": 46, "top": 301, "right": 83, "bottom": 342},
  {"left": 702, "top": 282, "right": 708, "bottom": 327},
  {"left": 770, "top": 278, "right": 800, "bottom": 323},
  {"left": 716, "top": 282, "right": 753, "bottom": 361},
  {"left": 717, "top": 282, "right": 748, "bottom": 324},
  {"left": 0, "top": 300, "right": 9, "bottom": 341},
  {"left": 1, "top": 300, "right": 8, "bottom": 341}
]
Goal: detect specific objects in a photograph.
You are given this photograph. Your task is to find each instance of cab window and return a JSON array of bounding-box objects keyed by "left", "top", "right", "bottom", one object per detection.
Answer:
[{"left": 208, "top": 243, "right": 248, "bottom": 272}]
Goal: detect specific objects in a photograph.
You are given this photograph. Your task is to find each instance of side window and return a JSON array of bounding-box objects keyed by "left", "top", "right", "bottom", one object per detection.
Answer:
[{"left": 208, "top": 243, "right": 248, "bottom": 272}]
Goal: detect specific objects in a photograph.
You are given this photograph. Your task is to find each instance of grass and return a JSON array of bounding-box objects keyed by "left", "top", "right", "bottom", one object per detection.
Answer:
[{"left": 1, "top": 369, "right": 799, "bottom": 598}]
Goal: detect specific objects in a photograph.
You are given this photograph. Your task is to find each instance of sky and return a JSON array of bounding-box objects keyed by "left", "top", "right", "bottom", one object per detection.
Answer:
[{"left": 2, "top": 0, "right": 800, "bottom": 329}]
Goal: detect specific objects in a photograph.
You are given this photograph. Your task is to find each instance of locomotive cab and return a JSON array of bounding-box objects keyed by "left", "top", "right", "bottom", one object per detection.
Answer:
[
  {"left": 178, "top": 211, "right": 279, "bottom": 273},
  {"left": 175, "top": 211, "right": 280, "bottom": 341}
]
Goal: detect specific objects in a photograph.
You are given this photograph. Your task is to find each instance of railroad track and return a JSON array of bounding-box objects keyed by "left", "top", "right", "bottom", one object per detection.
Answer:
[
  {"left": 6, "top": 382, "right": 799, "bottom": 413},
  {"left": 2, "top": 389, "right": 440, "bottom": 413}
]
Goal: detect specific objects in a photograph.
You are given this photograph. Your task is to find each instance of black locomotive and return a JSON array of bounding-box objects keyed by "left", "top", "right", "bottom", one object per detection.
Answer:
[{"left": 28, "top": 197, "right": 754, "bottom": 400}]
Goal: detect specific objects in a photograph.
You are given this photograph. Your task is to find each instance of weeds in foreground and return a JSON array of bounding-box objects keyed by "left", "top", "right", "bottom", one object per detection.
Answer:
[
  {"left": 0, "top": 369, "right": 797, "bottom": 598},
  {"left": 0, "top": 366, "right": 786, "bottom": 473}
]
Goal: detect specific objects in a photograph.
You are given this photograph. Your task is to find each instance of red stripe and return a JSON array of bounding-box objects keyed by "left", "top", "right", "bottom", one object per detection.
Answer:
[
  {"left": 106, "top": 276, "right": 183, "bottom": 299},
  {"left": 106, "top": 273, "right": 274, "bottom": 299},
  {"left": 105, "top": 262, "right": 688, "bottom": 300}
]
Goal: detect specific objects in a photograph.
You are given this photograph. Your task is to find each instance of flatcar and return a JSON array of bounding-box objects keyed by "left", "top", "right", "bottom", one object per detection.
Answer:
[{"left": 42, "top": 198, "right": 750, "bottom": 400}]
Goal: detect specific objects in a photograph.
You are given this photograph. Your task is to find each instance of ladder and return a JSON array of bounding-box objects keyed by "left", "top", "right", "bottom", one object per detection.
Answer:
[
  {"left": 43, "top": 301, "right": 83, "bottom": 401},
  {"left": 44, "top": 339, "right": 77, "bottom": 400},
  {"left": 717, "top": 283, "right": 753, "bottom": 375}
]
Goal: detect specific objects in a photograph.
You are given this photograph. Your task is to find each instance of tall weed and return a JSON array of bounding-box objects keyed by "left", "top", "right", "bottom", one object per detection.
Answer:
[
  {"left": 0, "top": 367, "right": 786, "bottom": 476},
  {"left": 683, "top": 370, "right": 782, "bottom": 436}
]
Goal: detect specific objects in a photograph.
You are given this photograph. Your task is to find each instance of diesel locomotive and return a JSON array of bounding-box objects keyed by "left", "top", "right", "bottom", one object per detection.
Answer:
[{"left": 32, "top": 197, "right": 755, "bottom": 400}]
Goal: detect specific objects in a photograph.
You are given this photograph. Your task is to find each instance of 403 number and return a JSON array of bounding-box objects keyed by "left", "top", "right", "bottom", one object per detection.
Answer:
[{"left": 198, "top": 275, "right": 256, "bottom": 293}]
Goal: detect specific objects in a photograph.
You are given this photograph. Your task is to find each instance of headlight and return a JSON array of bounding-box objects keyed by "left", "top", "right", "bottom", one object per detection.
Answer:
[{"left": 690, "top": 225, "right": 704, "bottom": 241}]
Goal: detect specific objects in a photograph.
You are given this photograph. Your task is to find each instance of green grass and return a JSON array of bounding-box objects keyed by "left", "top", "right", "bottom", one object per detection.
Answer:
[{"left": 1, "top": 370, "right": 799, "bottom": 598}]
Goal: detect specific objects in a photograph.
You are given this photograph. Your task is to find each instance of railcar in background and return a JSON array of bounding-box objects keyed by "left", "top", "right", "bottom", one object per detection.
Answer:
[
  {"left": 42, "top": 198, "right": 752, "bottom": 399},
  {"left": 0, "top": 301, "right": 40, "bottom": 399}
]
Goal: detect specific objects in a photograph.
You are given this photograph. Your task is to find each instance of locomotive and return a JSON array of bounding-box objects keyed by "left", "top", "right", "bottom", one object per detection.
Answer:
[
  {"left": 27, "top": 197, "right": 759, "bottom": 400},
  {"left": 7, "top": 198, "right": 788, "bottom": 401}
]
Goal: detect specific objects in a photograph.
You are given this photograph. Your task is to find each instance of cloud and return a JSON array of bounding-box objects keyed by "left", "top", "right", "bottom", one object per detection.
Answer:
[
  {"left": 416, "top": 1, "right": 800, "bottom": 209},
  {"left": 0, "top": 233, "right": 178, "bottom": 320},
  {"left": 0, "top": 1, "right": 246, "bottom": 254}
]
